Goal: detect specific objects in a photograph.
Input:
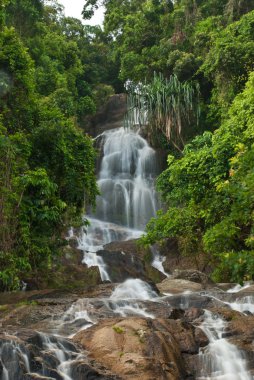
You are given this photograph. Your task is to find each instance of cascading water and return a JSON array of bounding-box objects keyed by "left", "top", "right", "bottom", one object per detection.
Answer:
[
  {"left": 78, "top": 127, "right": 162, "bottom": 280},
  {"left": 150, "top": 246, "right": 170, "bottom": 277},
  {"left": 197, "top": 310, "right": 252, "bottom": 380},
  {"left": 96, "top": 127, "right": 158, "bottom": 228},
  {"left": 0, "top": 339, "right": 30, "bottom": 379},
  {"left": 3, "top": 123, "right": 253, "bottom": 379}
]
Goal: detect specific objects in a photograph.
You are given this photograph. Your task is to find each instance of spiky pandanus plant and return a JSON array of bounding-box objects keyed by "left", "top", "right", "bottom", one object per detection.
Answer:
[{"left": 125, "top": 73, "right": 200, "bottom": 151}]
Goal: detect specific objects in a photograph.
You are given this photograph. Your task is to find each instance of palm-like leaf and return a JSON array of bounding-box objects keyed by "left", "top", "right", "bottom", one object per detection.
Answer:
[{"left": 125, "top": 73, "right": 200, "bottom": 151}]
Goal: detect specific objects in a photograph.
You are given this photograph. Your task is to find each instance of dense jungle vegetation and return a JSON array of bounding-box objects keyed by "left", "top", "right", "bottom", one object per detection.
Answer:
[
  {"left": 0, "top": 0, "right": 119, "bottom": 290},
  {"left": 83, "top": 0, "right": 254, "bottom": 283},
  {"left": 0, "top": 0, "right": 254, "bottom": 289}
]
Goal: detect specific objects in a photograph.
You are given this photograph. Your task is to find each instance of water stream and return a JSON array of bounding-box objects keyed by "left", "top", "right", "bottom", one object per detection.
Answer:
[
  {"left": 78, "top": 127, "right": 161, "bottom": 280},
  {"left": 198, "top": 310, "right": 252, "bottom": 380},
  {"left": 1, "top": 127, "right": 253, "bottom": 379}
]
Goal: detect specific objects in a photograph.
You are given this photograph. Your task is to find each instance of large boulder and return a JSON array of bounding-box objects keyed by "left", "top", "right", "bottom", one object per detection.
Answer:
[
  {"left": 103, "top": 240, "right": 140, "bottom": 255},
  {"left": 97, "top": 249, "right": 165, "bottom": 284},
  {"left": 85, "top": 94, "right": 127, "bottom": 138},
  {"left": 157, "top": 278, "right": 203, "bottom": 294},
  {"left": 73, "top": 317, "right": 202, "bottom": 379},
  {"left": 172, "top": 270, "right": 214, "bottom": 288},
  {"left": 74, "top": 318, "right": 185, "bottom": 380}
]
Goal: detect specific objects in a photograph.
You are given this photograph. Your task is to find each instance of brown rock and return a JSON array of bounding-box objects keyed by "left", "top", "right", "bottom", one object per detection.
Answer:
[
  {"left": 216, "top": 283, "right": 238, "bottom": 291},
  {"left": 157, "top": 279, "right": 203, "bottom": 294},
  {"left": 238, "top": 284, "right": 254, "bottom": 295},
  {"left": 73, "top": 317, "right": 187, "bottom": 380},
  {"left": 97, "top": 249, "right": 165, "bottom": 284},
  {"left": 104, "top": 240, "right": 140, "bottom": 255},
  {"left": 184, "top": 308, "right": 204, "bottom": 323},
  {"left": 172, "top": 270, "right": 214, "bottom": 287}
]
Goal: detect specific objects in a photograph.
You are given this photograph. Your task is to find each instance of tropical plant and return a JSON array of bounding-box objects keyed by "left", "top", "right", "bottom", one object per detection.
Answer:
[
  {"left": 125, "top": 73, "right": 200, "bottom": 150},
  {"left": 141, "top": 71, "right": 254, "bottom": 282}
]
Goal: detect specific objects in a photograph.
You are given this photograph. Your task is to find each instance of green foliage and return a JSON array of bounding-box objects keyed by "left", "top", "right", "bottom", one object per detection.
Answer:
[
  {"left": 0, "top": 0, "right": 104, "bottom": 290},
  {"left": 142, "top": 72, "right": 254, "bottom": 282},
  {"left": 0, "top": 27, "right": 36, "bottom": 133},
  {"left": 126, "top": 73, "right": 200, "bottom": 150},
  {"left": 31, "top": 119, "right": 98, "bottom": 208},
  {"left": 201, "top": 11, "right": 254, "bottom": 114},
  {"left": 211, "top": 250, "right": 254, "bottom": 284},
  {"left": 113, "top": 325, "right": 125, "bottom": 334}
]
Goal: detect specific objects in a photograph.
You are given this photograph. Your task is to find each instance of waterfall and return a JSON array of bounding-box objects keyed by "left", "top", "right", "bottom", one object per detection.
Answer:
[
  {"left": 78, "top": 127, "right": 160, "bottom": 280},
  {"left": 198, "top": 310, "right": 252, "bottom": 380},
  {"left": 150, "top": 245, "right": 170, "bottom": 277},
  {"left": 96, "top": 127, "right": 157, "bottom": 229},
  {"left": 0, "top": 340, "right": 30, "bottom": 380}
]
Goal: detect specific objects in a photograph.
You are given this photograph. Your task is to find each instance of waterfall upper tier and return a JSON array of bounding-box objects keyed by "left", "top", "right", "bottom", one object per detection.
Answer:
[{"left": 95, "top": 127, "right": 158, "bottom": 230}]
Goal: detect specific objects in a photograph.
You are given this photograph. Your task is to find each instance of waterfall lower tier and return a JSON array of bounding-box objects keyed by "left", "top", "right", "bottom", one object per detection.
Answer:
[
  {"left": 2, "top": 126, "right": 254, "bottom": 380},
  {"left": 1, "top": 280, "right": 254, "bottom": 379},
  {"left": 198, "top": 310, "right": 252, "bottom": 380}
]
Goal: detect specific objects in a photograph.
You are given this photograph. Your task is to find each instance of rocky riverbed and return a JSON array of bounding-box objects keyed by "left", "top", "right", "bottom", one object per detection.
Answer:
[
  {"left": 1, "top": 122, "right": 254, "bottom": 380},
  {"left": 1, "top": 245, "right": 254, "bottom": 380}
]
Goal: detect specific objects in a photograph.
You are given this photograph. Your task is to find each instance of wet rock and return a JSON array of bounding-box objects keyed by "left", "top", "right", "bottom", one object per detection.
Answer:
[
  {"left": 216, "top": 283, "right": 238, "bottom": 291},
  {"left": 103, "top": 240, "right": 140, "bottom": 255},
  {"left": 78, "top": 283, "right": 116, "bottom": 299},
  {"left": 97, "top": 249, "right": 165, "bottom": 284},
  {"left": 73, "top": 317, "right": 187, "bottom": 380},
  {"left": 85, "top": 94, "right": 127, "bottom": 138},
  {"left": 194, "top": 327, "right": 209, "bottom": 348},
  {"left": 60, "top": 245, "right": 83, "bottom": 266},
  {"left": 67, "top": 236, "right": 79, "bottom": 249},
  {"left": 157, "top": 279, "right": 203, "bottom": 294},
  {"left": 238, "top": 284, "right": 254, "bottom": 294},
  {"left": 182, "top": 354, "right": 200, "bottom": 379},
  {"left": 172, "top": 270, "right": 214, "bottom": 287},
  {"left": 184, "top": 308, "right": 204, "bottom": 322},
  {"left": 69, "top": 360, "right": 121, "bottom": 379},
  {"left": 23, "top": 375, "right": 55, "bottom": 379}
]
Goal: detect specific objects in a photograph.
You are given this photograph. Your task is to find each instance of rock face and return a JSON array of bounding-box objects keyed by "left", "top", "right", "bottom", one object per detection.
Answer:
[
  {"left": 22, "top": 239, "right": 102, "bottom": 291},
  {"left": 1, "top": 280, "right": 254, "bottom": 379},
  {"left": 73, "top": 317, "right": 207, "bottom": 380},
  {"left": 97, "top": 249, "right": 165, "bottom": 284},
  {"left": 103, "top": 240, "right": 140, "bottom": 255},
  {"left": 156, "top": 239, "right": 211, "bottom": 275},
  {"left": 0, "top": 331, "right": 119, "bottom": 380},
  {"left": 171, "top": 270, "right": 214, "bottom": 287},
  {"left": 157, "top": 278, "right": 204, "bottom": 294},
  {"left": 85, "top": 94, "right": 127, "bottom": 138}
]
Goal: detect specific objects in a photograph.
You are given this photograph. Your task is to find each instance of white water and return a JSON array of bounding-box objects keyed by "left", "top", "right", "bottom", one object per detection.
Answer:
[
  {"left": 106, "top": 278, "right": 157, "bottom": 318},
  {"left": 207, "top": 285, "right": 254, "bottom": 315},
  {"left": 58, "top": 279, "right": 158, "bottom": 336},
  {"left": 78, "top": 217, "right": 143, "bottom": 281},
  {"left": 39, "top": 333, "right": 78, "bottom": 380},
  {"left": 150, "top": 246, "right": 170, "bottom": 278},
  {"left": 198, "top": 311, "right": 252, "bottom": 380},
  {"left": 229, "top": 296, "right": 254, "bottom": 314},
  {"left": 79, "top": 127, "right": 159, "bottom": 280},
  {"left": 0, "top": 340, "right": 31, "bottom": 379},
  {"left": 227, "top": 283, "right": 252, "bottom": 293},
  {"left": 110, "top": 278, "right": 158, "bottom": 300},
  {"left": 96, "top": 127, "right": 158, "bottom": 228}
]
